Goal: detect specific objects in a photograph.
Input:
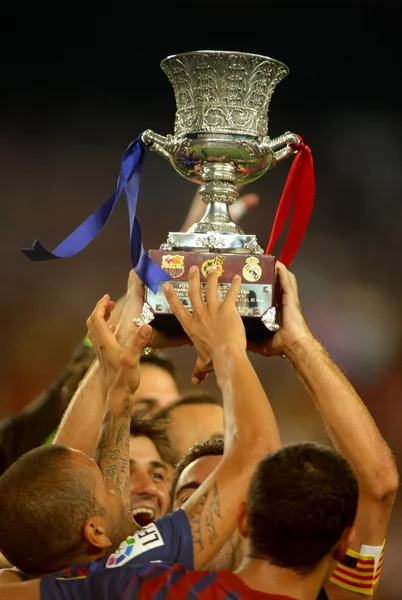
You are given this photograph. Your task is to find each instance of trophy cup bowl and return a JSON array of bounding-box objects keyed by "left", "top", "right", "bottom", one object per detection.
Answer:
[{"left": 139, "top": 50, "right": 301, "bottom": 342}]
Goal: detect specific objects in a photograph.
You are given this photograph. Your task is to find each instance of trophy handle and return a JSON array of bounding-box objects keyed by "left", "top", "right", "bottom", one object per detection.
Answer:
[
  {"left": 141, "top": 129, "right": 186, "bottom": 161},
  {"left": 268, "top": 132, "right": 300, "bottom": 164},
  {"left": 239, "top": 131, "right": 299, "bottom": 167}
]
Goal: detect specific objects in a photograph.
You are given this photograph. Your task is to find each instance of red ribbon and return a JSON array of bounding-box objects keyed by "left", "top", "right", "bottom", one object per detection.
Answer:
[{"left": 265, "top": 136, "right": 315, "bottom": 267}]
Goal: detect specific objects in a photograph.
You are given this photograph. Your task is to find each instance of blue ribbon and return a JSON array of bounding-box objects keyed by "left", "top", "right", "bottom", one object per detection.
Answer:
[{"left": 21, "top": 135, "right": 170, "bottom": 294}]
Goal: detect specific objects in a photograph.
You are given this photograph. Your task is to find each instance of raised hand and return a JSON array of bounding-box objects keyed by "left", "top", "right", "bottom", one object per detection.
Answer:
[
  {"left": 163, "top": 265, "right": 245, "bottom": 383},
  {"left": 115, "top": 270, "right": 190, "bottom": 350},
  {"left": 247, "top": 262, "right": 311, "bottom": 358},
  {"left": 86, "top": 293, "right": 153, "bottom": 395}
]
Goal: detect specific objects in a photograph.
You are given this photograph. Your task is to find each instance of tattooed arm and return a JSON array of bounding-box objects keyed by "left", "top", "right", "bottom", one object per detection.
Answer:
[
  {"left": 85, "top": 294, "right": 153, "bottom": 511},
  {"left": 164, "top": 267, "right": 281, "bottom": 570}
]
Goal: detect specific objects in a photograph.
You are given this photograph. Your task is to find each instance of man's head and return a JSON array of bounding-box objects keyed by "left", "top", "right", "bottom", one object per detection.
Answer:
[
  {"left": 172, "top": 436, "right": 243, "bottom": 571},
  {"left": 155, "top": 393, "right": 224, "bottom": 464},
  {"left": 239, "top": 442, "right": 358, "bottom": 575},
  {"left": 0, "top": 445, "right": 135, "bottom": 576},
  {"left": 133, "top": 352, "right": 180, "bottom": 415},
  {"left": 129, "top": 414, "right": 174, "bottom": 526}
]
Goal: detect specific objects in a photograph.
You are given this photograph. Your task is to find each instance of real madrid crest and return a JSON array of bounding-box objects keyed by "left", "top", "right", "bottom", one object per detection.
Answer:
[
  {"left": 242, "top": 256, "right": 262, "bottom": 282},
  {"left": 201, "top": 255, "right": 225, "bottom": 278},
  {"left": 161, "top": 254, "right": 185, "bottom": 278}
]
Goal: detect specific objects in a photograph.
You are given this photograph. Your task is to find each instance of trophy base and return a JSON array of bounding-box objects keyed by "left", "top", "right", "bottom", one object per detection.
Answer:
[{"left": 144, "top": 250, "right": 281, "bottom": 343}]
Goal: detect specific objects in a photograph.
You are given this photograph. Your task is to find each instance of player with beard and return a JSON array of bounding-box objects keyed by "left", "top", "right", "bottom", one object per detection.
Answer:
[
  {"left": 0, "top": 265, "right": 282, "bottom": 590},
  {"left": 0, "top": 441, "right": 361, "bottom": 600}
]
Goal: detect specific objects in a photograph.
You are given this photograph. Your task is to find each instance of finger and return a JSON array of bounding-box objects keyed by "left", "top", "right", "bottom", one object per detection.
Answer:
[
  {"left": 288, "top": 270, "right": 299, "bottom": 296},
  {"left": 205, "top": 267, "right": 219, "bottom": 308},
  {"left": 104, "top": 300, "right": 116, "bottom": 322},
  {"left": 128, "top": 324, "right": 153, "bottom": 362},
  {"left": 163, "top": 282, "right": 192, "bottom": 329},
  {"left": 187, "top": 265, "right": 204, "bottom": 315},
  {"left": 275, "top": 262, "right": 294, "bottom": 296},
  {"left": 224, "top": 274, "right": 242, "bottom": 305},
  {"left": 86, "top": 294, "right": 115, "bottom": 347}
]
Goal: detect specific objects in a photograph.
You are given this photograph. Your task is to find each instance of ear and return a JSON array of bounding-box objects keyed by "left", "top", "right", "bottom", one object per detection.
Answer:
[
  {"left": 236, "top": 501, "right": 248, "bottom": 539},
  {"left": 83, "top": 516, "right": 113, "bottom": 550},
  {"left": 332, "top": 526, "right": 355, "bottom": 561}
]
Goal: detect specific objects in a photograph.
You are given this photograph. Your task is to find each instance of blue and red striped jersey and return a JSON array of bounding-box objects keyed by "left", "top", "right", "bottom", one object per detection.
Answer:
[{"left": 41, "top": 561, "right": 300, "bottom": 600}]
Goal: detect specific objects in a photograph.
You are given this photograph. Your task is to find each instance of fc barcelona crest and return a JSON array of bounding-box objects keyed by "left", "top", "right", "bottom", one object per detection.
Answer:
[{"left": 161, "top": 254, "right": 185, "bottom": 278}]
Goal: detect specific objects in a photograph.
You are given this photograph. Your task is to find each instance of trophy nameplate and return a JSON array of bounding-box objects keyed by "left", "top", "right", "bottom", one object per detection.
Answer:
[{"left": 144, "top": 250, "right": 281, "bottom": 342}]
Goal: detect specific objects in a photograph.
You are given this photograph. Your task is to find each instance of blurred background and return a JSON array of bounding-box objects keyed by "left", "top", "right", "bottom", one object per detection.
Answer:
[{"left": 1, "top": 1, "right": 401, "bottom": 597}]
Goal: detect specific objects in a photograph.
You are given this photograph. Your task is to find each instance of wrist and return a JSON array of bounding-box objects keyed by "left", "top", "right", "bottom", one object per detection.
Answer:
[
  {"left": 283, "top": 333, "right": 323, "bottom": 364},
  {"left": 212, "top": 341, "right": 248, "bottom": 387}
]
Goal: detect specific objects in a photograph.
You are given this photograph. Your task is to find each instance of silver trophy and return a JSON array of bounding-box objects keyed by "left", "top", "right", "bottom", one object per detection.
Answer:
[{"left": 139, "top": 50, "right": 301, "bottom": 341}]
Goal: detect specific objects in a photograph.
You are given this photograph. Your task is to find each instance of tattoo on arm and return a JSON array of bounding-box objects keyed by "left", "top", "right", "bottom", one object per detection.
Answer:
[
  {"left": 187, "top": 483, "right": 222, "bottom": 556},
  {"left": 94, "top": 404, "right": 131, "bottom": 511},
  {"left": 205, "top": 483, "right": 221, "bottom": 544}
]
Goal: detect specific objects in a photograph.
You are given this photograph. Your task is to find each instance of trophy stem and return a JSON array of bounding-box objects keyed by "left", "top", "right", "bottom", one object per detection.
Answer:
[
  {"left": 187, "top": 199, "right": 243, "bottom": 236},
  {"left": 187, "top": 163, "right": 243, "bottom": 235}
]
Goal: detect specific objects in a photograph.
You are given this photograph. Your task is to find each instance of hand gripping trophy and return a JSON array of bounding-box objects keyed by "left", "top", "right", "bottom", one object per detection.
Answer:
[{"left": 22, "top": 50, "right": 315, "bottom": 342}]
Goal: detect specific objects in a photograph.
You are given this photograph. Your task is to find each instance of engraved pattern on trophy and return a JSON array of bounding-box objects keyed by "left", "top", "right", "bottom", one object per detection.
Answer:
[
  {"left": 141, "top": 51, "right": 299, "bottom": 254},
  {"left": 160, "top": 51, "right": 289, "bottom": 137}
]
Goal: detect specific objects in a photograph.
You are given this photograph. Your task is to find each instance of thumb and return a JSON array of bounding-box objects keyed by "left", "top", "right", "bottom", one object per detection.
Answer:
[{"left": 130, "top": 324, "right": 153, "bottom": 358}]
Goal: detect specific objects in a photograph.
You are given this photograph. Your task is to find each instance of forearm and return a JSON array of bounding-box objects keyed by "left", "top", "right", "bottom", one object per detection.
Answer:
[
  {"left": 186, "top": 342, "right": 281, "bottom": 570},
  {"left": 214, "top": 342, "right": 281, "bottom": 454},
  {"left": 286, "top": 335, "right": 398, "bottom": 502},
  {"left": 53, "top": 359, "right": 107, "bottom": 457},
  {"left": 94, "top": 391, "right": 132, "bottom": 511}
]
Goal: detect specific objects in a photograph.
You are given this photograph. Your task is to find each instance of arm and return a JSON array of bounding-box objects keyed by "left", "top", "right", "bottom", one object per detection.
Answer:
[
  {"left": 84, "top": 294, "right": 153, "bottom": 511},
  {"left": 251, "top": 263, "right": 399, "bottom": 599},
  {"left": 163, "top": 266, "right": 281, "bottom": 570},
  {"left": 289, "top": 337, "right": 398, "bottom": 599},
  {"left": 54, "top": 270, "right": 186, "bottom": 457}
]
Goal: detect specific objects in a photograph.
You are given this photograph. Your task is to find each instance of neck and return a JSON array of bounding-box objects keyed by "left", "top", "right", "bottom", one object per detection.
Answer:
[{"left": 235, "top": 555, "right": 330, "bottom": 600}]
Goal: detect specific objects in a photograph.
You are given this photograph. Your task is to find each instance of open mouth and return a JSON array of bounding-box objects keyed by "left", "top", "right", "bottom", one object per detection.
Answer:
[{"left": 132, "top": 508, "right": 155, "bottom": 527}]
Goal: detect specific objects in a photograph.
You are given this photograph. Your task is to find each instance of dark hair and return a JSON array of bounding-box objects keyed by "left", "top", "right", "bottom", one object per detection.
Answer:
[
  {"left": 140, "top": 351, "right": 177, "bottom": 383},
  {"left": 171, "top": 435, "right": 224, "bottom": 502},
  {"left": 130, "top": 413, "right": 174, "bottom": 467},
  {"left": 0, "top": 445, "right": 103, "bottom": 576},
  {"left": 154, "top": 392, "right": 222, "bottom": 421},
  {"left": 247, "top": 442, "right": 358, "bottom": 574}
]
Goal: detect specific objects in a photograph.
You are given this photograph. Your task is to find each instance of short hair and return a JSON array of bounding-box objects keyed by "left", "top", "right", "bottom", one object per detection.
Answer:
[
  {"left": 154, "top": 392, "right": 222, "bottom": 421},
  {"left": 130, "top": 413, "right": 174, "bottom": 467},
  {"left": 171, "top": 436, "right": 224, "bottom": 502},
  {"left": 140, "top": 351, "right": 177, "bottom": 383},
  {"left": 0, "top": 445, "right": 103, "bottom": 576},
  {"left": 247, "top": 442, "right": 358, "bottom": 574}
]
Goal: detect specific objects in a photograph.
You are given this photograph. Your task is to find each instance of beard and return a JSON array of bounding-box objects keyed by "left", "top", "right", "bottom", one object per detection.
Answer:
[{"left": 107, "top": 511, "right": 139, "bottom": 553}]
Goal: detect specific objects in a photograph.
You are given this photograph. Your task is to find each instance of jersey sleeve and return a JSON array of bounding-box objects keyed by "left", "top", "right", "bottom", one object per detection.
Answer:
[{"left": 104, "top": 508, "right": 194, "bottom": 570}]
